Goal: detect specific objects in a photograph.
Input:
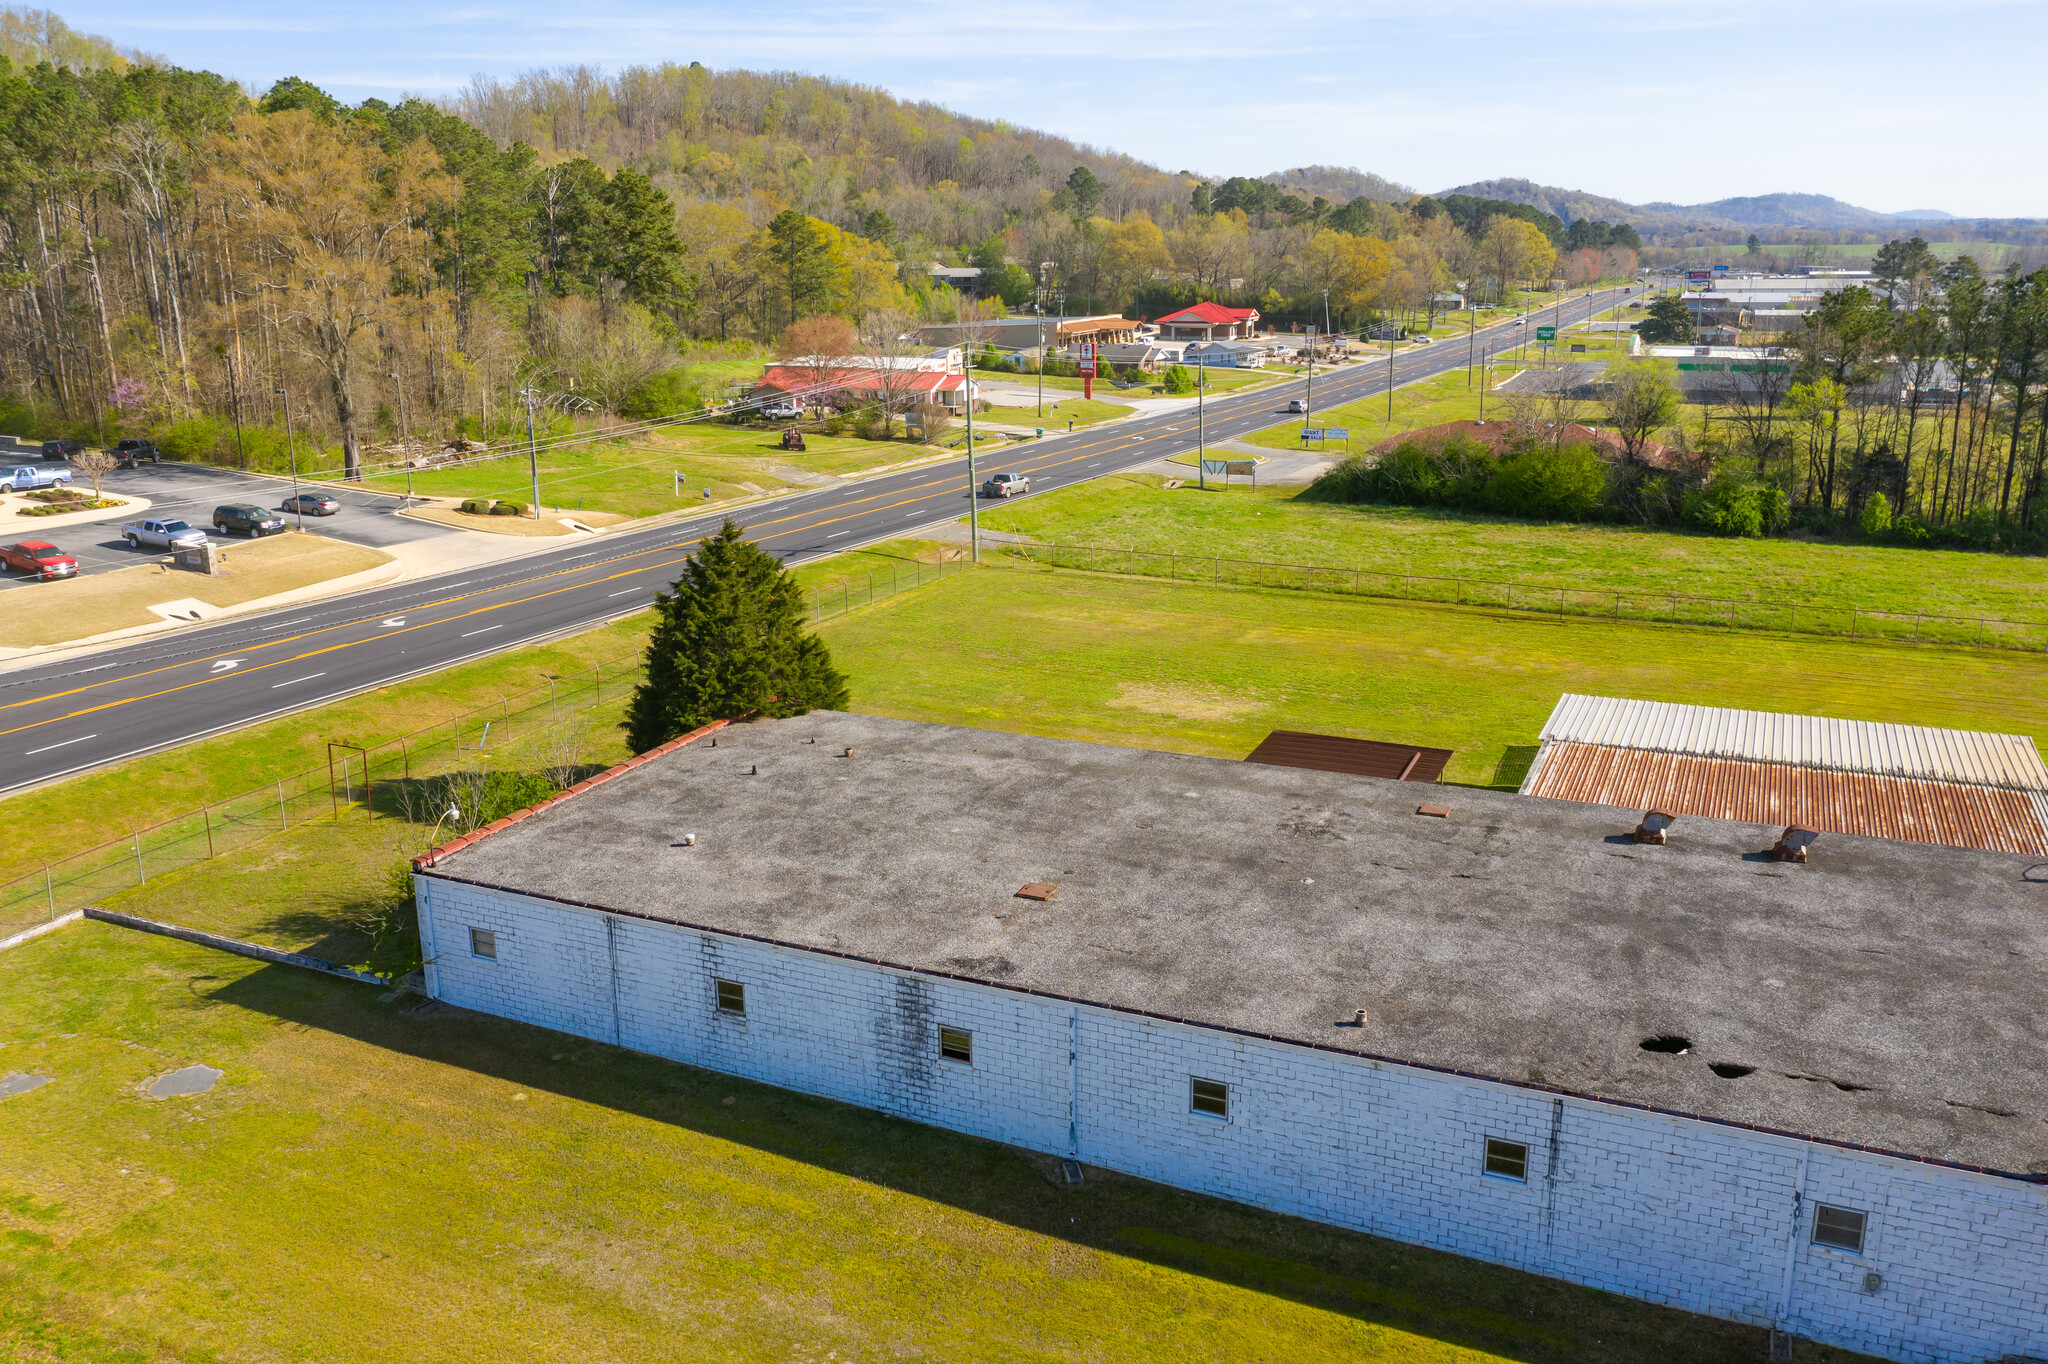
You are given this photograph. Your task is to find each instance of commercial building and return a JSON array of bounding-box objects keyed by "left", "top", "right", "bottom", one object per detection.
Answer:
[
  {"left": 414, "top": 711, "right": 2048, "bottom": 1364},
  {"left": 1180, "top": 339, "right": 1268, "bottom": 368},
  {"left": 1153, "top": 301, "right": 1262, "bottom": 341},
  {"left": 1521, "top": 694, "right": 2048, "bottom": 856}
]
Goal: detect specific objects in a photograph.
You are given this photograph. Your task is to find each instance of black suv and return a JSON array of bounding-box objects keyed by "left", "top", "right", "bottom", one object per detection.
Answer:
[
  {"left": 40, "top": 438, "right": 85, "bottom": 461},
  {"left": 213, "top": 503, "right": 287, "bottom": 537},
  {"left": 113, "top": 439, "right": 160, "bottom": 467}
]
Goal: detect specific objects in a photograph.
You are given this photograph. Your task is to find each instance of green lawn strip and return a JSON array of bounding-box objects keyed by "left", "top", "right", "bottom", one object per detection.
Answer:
[
  {"left": 347, "top": 425, "right": 942, "bottom": 519},
  {"left": 965, "top": 479, "right": 2048, "bottom": 625},
  {"left": 809, "top": 567, "right": 2048, "bottom": 788},
  {"left": 0, "top": 873, "right": 1868, "bottom": 1362},
  {"left": 0, "top": 617, "right": 655, "bottom": 891},
  {"left": 982, "top": 397, "right": 1136, "bottom": 430},
  {"left": 1237, "top": 369, "right": 1492, "bottom": 452}
]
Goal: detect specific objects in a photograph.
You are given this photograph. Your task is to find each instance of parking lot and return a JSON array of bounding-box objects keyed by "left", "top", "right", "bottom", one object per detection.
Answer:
[{"left": 0, "top": 463, "right": 462, "bottom": 591}]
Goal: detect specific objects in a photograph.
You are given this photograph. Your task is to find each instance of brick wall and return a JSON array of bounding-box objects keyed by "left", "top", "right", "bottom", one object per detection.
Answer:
[{"left": 417, "top": 876, "right": 2048, "bottom": 1363}]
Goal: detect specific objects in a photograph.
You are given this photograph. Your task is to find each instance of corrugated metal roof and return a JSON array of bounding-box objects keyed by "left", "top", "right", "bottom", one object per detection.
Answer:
[
  {"left": 1536, "top": 694, "right": 2048, "bottom": 792},
  {"left": 1245, "top": 732, "right": 1452, "bottom": 783},
  {"left": 1523, "top": 741, "right": 2048, "bottom": 857}
]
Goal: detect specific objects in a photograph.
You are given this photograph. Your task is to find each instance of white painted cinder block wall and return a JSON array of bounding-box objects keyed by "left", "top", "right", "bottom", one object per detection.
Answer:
[{"left": 417, "top": 876, "right": 2048, "bottom": 1363}]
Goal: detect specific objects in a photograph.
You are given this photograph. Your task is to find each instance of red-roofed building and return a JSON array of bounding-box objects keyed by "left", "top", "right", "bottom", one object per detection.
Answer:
[
  {"left": 753, "top": 364, "right": 971, "bottom": 413},
  {"left": 1154, "top": 301, "right": 1261, "bottom": 342}
]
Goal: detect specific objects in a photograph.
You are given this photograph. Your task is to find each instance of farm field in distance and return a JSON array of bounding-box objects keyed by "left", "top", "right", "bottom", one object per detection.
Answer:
[{"left": 967, "top": 475, "right": 2048, "bottom": 625}]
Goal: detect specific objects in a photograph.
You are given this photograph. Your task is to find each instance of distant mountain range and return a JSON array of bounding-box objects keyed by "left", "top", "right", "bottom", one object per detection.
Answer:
[{"left": 1437, "top": 178, "right": 1954, "bottom": 231}]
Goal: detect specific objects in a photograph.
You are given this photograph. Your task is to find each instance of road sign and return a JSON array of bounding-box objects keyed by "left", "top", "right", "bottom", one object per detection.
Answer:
[
  {"left": 1077, "top": 341, "right": 1096, "bottom": 377},
  {"left": 1225, "top": 461, "right": 1257, "bottom": 477},
  {"left": 1570, "top": 344, "right": 1587, "bottom": 353},
  {"left": 1326, "top": 428, "right": 1349, "bottom": 439},
  {"left": 1300, "top": 428, "right": 1323, "bottom": 441},
  {"left": 1536, "top": 326, "right": 1556, "bottom": 341},
  {"left": 1200, "top": 460, "right": 1230, "bottom": 476}
]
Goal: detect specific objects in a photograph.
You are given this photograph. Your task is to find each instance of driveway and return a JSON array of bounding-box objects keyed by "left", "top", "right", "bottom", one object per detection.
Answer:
[{"left": 0, "top": 462, "right": 460, "bottom": 592}]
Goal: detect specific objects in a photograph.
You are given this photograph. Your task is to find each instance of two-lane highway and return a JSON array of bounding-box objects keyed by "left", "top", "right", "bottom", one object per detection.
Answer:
[{"left": 0, "top": 288, "right": 1631, "bottom": 794}]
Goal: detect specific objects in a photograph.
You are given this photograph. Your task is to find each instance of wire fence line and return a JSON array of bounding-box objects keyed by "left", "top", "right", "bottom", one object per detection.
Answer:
[
  {"left": 0, "top": 652, "right": 650, "bottom": 942},
  {"left": 808, "top": 552, "right": 970, "bottom": 624},
  {"left": 990, "top": 541, "right": 2048, "bottom": 655}
]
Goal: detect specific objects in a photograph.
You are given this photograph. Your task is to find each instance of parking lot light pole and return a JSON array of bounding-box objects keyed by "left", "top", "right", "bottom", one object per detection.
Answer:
[{"left": 273, "top": 386, "right": 303, "bottom": 530}]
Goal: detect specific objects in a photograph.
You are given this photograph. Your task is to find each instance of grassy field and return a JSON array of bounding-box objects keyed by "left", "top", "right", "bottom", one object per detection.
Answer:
[
  {"left": 809, "top": 564, "right": 2048, "bottom": 788},
  {"left": 338, "top": 423, "right": 948, "bottom": 521},
  {"left": 981, "top": 396, "right": 1137, "bottom": 429},
  {"left": 0, "top": 533, "right": 393, "bottom": 649},
  {"left": 974, "top": 365, "right": 1275, "bottom": 395},
  {"left": 967, "top": 475, "right": 2048, "bottom": 624},
  {"left": 0, "top": 816, "right": 1876, "bottom": 1364}
]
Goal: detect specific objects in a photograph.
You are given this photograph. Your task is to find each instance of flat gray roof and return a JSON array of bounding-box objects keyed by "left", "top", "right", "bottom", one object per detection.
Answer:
[{"left": 426, "top": 712, "right": 2048, "bottom": 1177}]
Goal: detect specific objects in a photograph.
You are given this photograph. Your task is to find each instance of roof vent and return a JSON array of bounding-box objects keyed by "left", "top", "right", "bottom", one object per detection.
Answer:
[
  {"left": 748, "top": 764, "right": 757, "bottom": 775},
  {"left": 1633, "top": 809, "right": 1677, "bottom": 844},
  {"left": 1772, "top": 826, "right": 1820, "bottom": 863},
  {"left": 681, "top": 833, "right": 697, "bottom": 846},
  {"left": 843, "top": 746, "right": 854, "bottom": 758},
  {"left": 1015, "top": 883, "right": 1057, "bottom": 901}
]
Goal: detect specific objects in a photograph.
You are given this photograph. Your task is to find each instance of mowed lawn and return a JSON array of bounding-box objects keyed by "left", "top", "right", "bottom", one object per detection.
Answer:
[
  {"left": 0, "top": 855, "right": 1878, "bottom": 1364},
  {"left": 971, "top": 477, "right": 2048, "bottom": 625},
  {"left": 812, "top": 566, "right": 2048, "bottom": 787}
]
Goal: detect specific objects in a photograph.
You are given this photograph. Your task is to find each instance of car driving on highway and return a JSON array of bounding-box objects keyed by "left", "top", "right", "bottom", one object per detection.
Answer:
[
  {"left": 283, "top": 492, "right": 340, "bottom": 516},
  {"left": 980, "top": 472, "right": 1029, "bottom": 498},
  {"left": 1, "top": 540, "right": 79, "bottom": 580}
]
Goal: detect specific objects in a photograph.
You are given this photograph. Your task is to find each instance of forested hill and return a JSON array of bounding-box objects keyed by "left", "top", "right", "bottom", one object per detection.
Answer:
[{"left": 1444, "top": 178, "right": 1957, "bottom": 234}]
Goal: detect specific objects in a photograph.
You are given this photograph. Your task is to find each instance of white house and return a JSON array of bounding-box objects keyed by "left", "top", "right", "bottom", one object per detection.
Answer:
[{"left": 414, "top": 712, "right": 2048, "bottom": 1364}]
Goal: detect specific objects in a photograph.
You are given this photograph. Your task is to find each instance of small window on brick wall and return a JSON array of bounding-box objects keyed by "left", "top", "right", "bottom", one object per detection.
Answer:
[
  {"left": 715, "top": 979, "right": 746, "bottom": 1016},
  {"left": 939, "top": 1026, "right": 972, "bottom": 1064},
  {"left": 1812, "top": 1204, "right": 1867, "bottom": 1253},
  {"left": 469, "top": 927, "right": 497, "bottom": 960},
  {"left": 1483, "top": 1137, "right": 1529, "bottom": 1181},
  {"left": 1190, "top": 1076, "right": 1229, "bottom": 1119}
]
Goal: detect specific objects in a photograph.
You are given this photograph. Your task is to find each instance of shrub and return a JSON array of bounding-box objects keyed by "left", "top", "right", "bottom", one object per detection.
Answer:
[
  {"left": 617, "top": 368, "right": 703, "bottom": 420},
  {"left": 491, "top": 501, "right": 527, "bottom": 517},
  {"left": 1682, "top": 476, "right": 1788, "bottom": 537},
  {"left": 1163, "top": 364, "right": 1194, "bottom": 395},
  {"left": 460, "top": 498, "right": 493, "bottom": 514},
  {"left": 1485, "top": 444, "right": 1609, "bottom": 521},
  {"left": 1859, "top": 491, "right": 1893, "bottom": 537}
]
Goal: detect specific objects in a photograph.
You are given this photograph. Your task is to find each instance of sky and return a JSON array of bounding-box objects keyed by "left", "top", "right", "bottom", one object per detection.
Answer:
[{"left": 66, "top": 0, "right": 2048, "bottom": 218}]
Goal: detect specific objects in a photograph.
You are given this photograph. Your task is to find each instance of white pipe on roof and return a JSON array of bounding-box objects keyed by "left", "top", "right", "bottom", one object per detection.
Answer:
[{"left": 1533, "top": 694, "right": 2048, "bottom": 791}]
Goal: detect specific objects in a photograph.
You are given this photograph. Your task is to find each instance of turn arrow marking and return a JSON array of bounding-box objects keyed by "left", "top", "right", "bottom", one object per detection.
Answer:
[
  {"left": 209, "top": 659, "right": 246, "bottom": 673},
  {"left": 380, "top": 617, "right": 406, "bottom": 627}
]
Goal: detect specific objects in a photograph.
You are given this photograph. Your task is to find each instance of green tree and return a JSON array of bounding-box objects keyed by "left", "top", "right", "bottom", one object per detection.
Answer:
[
  {"left": 1637, "top": 293, "right": 1695, "bottom": 344},
  {"left": 623, "top": 520, "right": 850, "bottom": 752},
  {"left": 382, "top": 98, "right": 537, "bottom": 321},
  {"left": 766, "top": 209, "right": 834, "bottom": 324},
  {"left": 596, "top": 168, "right": 692, "bottom": 324},
  {"left": 1603, "top": 364, "right": 1680, "bottom": 463},
  {"left": 1746, "top": 233, "right": 1761, "bottom": 255},
  {"left": 1064, "top": 164, "right": 1104, "bottom": 215},
  {"left": 1859, "top": 490, "right": 1893, "bottom": 537},
  {"left": 257, "top": 75, "right": 340, "bottom": 120}
]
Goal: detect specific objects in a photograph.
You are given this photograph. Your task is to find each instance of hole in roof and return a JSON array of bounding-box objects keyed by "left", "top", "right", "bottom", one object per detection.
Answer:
[
  {"left": 1639, "top": 1035, "right": 1690, "bottom": 1055},
  {"left": 1709, "top": 1062, "right": 1755, "bottom": 1079},
  {"left": 1832, "top": 1079, "right": 1871, "bottom": 1093}
]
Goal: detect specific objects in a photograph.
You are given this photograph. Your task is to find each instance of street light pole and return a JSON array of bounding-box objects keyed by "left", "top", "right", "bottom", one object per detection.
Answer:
[
  {"left": 389, "top": 372, "right": 412, "bottom": 505},
  {"left": 963, "top": 352, "right": 980, "bottom": 563},
  {"left": 1196, "top": 358, "right": 1207, "bottom": 489},
  {"left": 1304, "top": 324, "right": 1314, "bottom": 447},
  {"left": 273, "top": 386, "right": 302, "bottom": 530},
  {"left": 519, "top": 387, "right": 542, "bottom": 518}
]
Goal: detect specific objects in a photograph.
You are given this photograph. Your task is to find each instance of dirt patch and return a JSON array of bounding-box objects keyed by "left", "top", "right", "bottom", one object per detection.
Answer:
[
  {"left": 403, "top": 504, "right": 630, "bottom": 536},
  {"left": 0, "top": 532, "right": 392, "bottom": 649},
  {"left": 0, "top": 1072, "right": 53, "bottom": 1100},
  {"left": 1107, "top": 682, "right": 1261, "bottom": 721}
]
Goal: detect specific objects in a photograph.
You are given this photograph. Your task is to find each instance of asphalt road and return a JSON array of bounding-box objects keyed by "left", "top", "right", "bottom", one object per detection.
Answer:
[
  {"left": 0, "top": 462, "right": 459, "bottom": 591},
  {"left": 0, "top": 288, "right": 1630, "bottom": 794}
]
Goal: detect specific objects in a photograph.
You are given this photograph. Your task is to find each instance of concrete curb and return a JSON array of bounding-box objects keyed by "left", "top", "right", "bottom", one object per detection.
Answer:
[
  {"left": 83, "top": 907, "right": 389, "bottom": 986},
  {"left": 0, "top": 910, "right": 82, "bottom": 953}
]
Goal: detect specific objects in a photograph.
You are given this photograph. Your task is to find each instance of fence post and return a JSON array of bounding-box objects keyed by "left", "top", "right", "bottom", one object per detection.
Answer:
[
  {"left": 867, "top": 571, "right": 874, "bottom": 607},
  {"left": 278, "top": 779, "right": 288, "bottom": 831},
  {"left": 593, "top": 663, "right": 601, "bottom": 705},
  {"left": 401, "top": 736, "right": 411, "bottom": 781},
  {"left": 1170, "top": 550, "right": 1177, "bottom": 581},
  {"left": 203, "top": 803, "right": 215, "bottom": 859},
  {"left": 45, "top": 865, "right": 54, "bottom": 922},
  {"left": 1849, "top": 607, "right": 1857, "bottom": 639},
  {"left": 133, "top": 833, "right": 144, "bottom": 886}
]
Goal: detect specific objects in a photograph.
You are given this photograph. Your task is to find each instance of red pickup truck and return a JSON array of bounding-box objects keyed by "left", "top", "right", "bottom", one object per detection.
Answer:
[{"left": 1, "top": 540, "right": 80, "bottom": 580}]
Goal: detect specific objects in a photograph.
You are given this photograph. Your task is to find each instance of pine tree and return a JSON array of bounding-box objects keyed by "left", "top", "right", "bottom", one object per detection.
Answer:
[
  {"left": 623, "top": 520, "right": 850, "bottom": 753},
  {"left": 1637, "top": 292, "right": 1696, "bottom": 345}
]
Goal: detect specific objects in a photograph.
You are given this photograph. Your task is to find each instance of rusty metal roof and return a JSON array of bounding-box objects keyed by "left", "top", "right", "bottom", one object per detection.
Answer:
[
  {"left": 1245, "top": 731, "right": 1452, "bottom": 783},
  {"left": 1537, "top": 694, "right": 2048, "bottom": 792},
  {"left": 1522, "top": 741, "right": 2048, "bottom": 856}
]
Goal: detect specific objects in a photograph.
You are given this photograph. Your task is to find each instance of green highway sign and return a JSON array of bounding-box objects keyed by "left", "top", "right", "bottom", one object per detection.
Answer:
[{"left": 1536, "top": 326, "right": 1557, "bottom": 341}]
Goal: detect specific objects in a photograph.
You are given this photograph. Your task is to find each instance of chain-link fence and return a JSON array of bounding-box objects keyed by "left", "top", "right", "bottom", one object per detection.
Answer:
[
  {"left": 991, "top": 541, "right": 2048, "bottom": 654},
  {"left": 0, "top": 653, "right": 647, "bottom": 942},
  {"left": 808, "top": 552, "right": 967, "bottom": 624}
]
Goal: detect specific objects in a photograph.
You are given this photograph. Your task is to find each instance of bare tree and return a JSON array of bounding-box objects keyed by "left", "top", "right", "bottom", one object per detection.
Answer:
[
  {"left": 855, "top": 307, "right": 923, "bottom": 436},
  {"left": 1602, "top": 364, "right": 1681, "bottom": 463},
  {"left": 75, "top": 446, "right": 117, "bottom": 500},
  {"left": 534, "top": 709, "right": 591, "bottom": 790}
]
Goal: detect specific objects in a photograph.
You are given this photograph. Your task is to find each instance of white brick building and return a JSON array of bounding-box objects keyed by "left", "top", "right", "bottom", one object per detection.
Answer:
[{"left": 415, "top": 713, "right": 2048, "bottom": 1362}]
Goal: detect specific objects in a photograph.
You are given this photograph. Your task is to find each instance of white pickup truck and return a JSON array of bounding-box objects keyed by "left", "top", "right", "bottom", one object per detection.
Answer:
[
  {"left": 121, "top": 517, "right": 208, "bottom": 550},
  {"left": 0, "top": 464, "right": 72, "bottom": 493}
]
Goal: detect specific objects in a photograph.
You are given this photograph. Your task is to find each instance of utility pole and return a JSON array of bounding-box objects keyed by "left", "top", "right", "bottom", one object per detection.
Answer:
[
  {"left": 389, "top": 372, "right": 412, "bottom": 505},
  {"left": 273, "top": 386, "right": 303, "bottom": 530},
  {"left": 1196, "top": 359, "right": 1207, "bottom": 489},
  {"left": 520, "top": 387, "right": 542, "bottom": 518},
  {"left": 1037, "top": 263, "right": 1056, "bottom": 419},
  {"left": 963, "top": 353, "right": 980, "bottom": 562},
  {"left": 1304, "top": 325, "right": 1315, "bottom": 447}
]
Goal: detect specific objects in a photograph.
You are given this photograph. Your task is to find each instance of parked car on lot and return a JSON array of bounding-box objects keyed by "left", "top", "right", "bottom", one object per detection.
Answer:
[
  {"left": 0, "top": 540, "right": 79, "bottom": 580},
  {"left": 282, "top": 492, "right": 340, "bottom": 516},
  {"left": 213, "top": 503, "right": 287, "bottom": 537},
  {"left": 112, "top": 438, "right": 161, "bottom": 466},
  {"left": 0, "top": 464, "right": 72, "bottom": 493},
  {"left": 39, "top": 438, "right": 84, "bottom": 461},
  {"left": 121, "top": 517, "right": 207, "bottom": 550},
  {"left": 761, "top": 401, "right": 802, "bottom": 420},
  {"left": 980, "top": 472, "right": 1030, "bottom": 498}
]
